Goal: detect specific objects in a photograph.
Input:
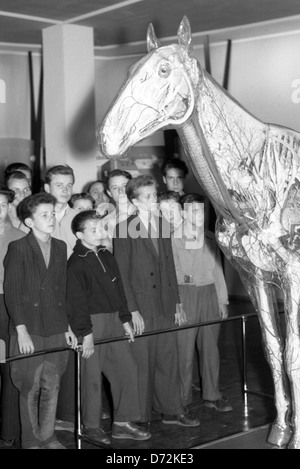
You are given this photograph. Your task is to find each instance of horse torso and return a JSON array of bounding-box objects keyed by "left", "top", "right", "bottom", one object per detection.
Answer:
[{"left": 180, "top": 67, "right": 300, "bottom": 275}]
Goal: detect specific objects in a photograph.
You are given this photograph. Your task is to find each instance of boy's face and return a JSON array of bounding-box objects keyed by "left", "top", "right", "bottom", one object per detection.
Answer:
[
  {"left": 184, "top": 202, "right": 205, "bottom": 228},
  {"left": 19, "top": 169, "right": 32, "bottom": 188},
  {"left": 133, "top": 184, "right": 157, "bottom": 213},
  {"left": 0, "top": 194, "right": 10, "bottom": 227},
  {"left": 7, "top": 178, "right": 31, "bottom": 207},
  {"left": 163, "top": 168, "right": 185, "bottom": 194},
  {"left": 89, "top": 182, "right": 109, "bottom": 206},
  {"left": 73, "top": 199, "right": 93, "bottom": 212},
  {"left": 45, "top": 174, "right": 74, "bottom": 204},
  {"left": 159, "top": 199, "right": 182, "bottom": 226},
  {"left": 77, "top": 219, "right": 102, "bottom": 249},
  {"left": 108, "top": 175, "right": 129, "bottom": 206},
  {"left": 26, "top": 203, "right": 56, "bottom": 235}
]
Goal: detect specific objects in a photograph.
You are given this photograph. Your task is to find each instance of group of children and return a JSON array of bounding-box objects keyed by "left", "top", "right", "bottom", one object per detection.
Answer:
[{"left": 0, "top": 159, "right": 232, "bottom": 450}]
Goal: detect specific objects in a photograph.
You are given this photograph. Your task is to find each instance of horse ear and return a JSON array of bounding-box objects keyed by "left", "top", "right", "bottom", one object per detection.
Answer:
[
  {"left": 147, "top": 23, "right": 161, "bottom": 52},
  {"left": 177, "top": 16, "right": 193, "bottom": 54}
]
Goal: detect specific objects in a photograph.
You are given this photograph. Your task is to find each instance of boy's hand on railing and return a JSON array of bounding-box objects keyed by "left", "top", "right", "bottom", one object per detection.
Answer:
[
  {"left": 16, "top": 325, "right": 35, "bottom": 354},
  {"left": 123, "top": 322, "right": 135, "bottom": 342},
  {"left": 65, "top": 325, "right": 78, "bottom": 349},
  {"left": 175, "top": 303, "right": 187, "bottom": 327},
  {"left": 131, "top": 311, "right": 145, "bottom": 335},
  {"left": 82, "top": 333, "right": 94, "bottom": 359}
]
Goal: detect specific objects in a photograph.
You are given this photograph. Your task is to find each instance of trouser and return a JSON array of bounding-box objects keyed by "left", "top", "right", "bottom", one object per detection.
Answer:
[
  {"left": 10, "top": 333, "right": 68, "bottom": 449},
  {"left": 56, "top": 350, "right": 76, "bottom": 423},
  {"left": 0, "top": 294, "right": 21, "bottom": 441},
  {"left": 177, "top": 284, "right": 222, "bottom": 406},
  {"left": 131, "top": 315, "right": 183, "bottom": 421},
  {"left": 81, "top": 313, "right": 141, "bottom": 427}
]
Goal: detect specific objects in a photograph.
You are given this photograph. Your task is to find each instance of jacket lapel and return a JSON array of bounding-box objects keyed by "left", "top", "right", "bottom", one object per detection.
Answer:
[{"left": 27, "top": 232, "right": 61, "bottom": 283}]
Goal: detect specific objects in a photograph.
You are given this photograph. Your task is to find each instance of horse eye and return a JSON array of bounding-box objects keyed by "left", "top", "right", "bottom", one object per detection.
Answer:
[{"left": 158, "top": 62, "right": 171, "bottom": 78}]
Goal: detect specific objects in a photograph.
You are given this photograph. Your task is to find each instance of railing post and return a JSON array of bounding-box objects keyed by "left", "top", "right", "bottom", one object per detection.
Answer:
[
  {"left": 76, "top": 347, "right": 82, "bottom": 449},
  {"left": 241, "top": 315, "right": 248, "bottom": 413}
]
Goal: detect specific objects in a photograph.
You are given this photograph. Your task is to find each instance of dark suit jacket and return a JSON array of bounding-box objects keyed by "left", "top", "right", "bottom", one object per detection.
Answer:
[
  {"left": 113, "top": 214, "right": 180, "bottom": 322},
  {"left": 3, "top": 231, "right": 69, "bottom": 337}
]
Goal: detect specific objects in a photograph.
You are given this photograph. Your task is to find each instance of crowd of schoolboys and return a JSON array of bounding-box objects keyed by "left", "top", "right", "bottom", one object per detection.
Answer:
[{"left": 0, "top": 158, "right": 232, "bottom": 450}]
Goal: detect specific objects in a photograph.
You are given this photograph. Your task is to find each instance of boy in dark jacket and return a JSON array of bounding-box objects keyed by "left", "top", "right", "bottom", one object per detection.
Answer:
[
  {"left": 67, "top": 210, "right": 151, "bottom": 445},
  {"left": 114, "top": 175, "right": 200, "bottom": 427},
  {"left": 3, "top": 192, "right": 77, "bottom": 449}
]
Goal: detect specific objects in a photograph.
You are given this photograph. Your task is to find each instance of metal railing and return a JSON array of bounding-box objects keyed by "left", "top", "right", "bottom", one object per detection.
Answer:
[{"left": 2, "top": 311, "right": 271, "bottom": 449}]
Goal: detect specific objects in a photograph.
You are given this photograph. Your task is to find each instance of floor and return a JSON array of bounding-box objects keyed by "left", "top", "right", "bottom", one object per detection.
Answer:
[{"left": 0, "top": 298, "right": 280, "bottom": 450}]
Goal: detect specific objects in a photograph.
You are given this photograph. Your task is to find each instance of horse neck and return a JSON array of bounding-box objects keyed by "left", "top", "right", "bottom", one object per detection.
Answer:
[{"left": 177, "top": 67, "right": 268, "bottom": 224}]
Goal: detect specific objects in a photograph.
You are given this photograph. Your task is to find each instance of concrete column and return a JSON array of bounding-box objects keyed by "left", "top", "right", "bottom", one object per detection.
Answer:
[{"left": 43, "top": 24, "right": 97, "bottom": 192}]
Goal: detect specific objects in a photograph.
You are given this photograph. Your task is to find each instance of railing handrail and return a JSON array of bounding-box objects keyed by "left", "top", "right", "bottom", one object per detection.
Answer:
[{"left": 3, "top": 311, "right": 260, "bottom": 363}]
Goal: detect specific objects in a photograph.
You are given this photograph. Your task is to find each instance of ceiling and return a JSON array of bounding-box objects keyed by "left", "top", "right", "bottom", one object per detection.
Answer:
[{"left": 1, "top": 0, "right": 300, "bottom": 56}]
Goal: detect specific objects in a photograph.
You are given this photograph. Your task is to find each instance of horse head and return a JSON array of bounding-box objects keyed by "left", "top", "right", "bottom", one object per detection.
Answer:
[{"left": 98, "top": 16, "right": 199, "bottom": 158}]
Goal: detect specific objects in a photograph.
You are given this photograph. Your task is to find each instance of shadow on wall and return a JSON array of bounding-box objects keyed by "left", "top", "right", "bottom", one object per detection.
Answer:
[{"left": 68, "top": 89, "right": 97, "bottom": 159}]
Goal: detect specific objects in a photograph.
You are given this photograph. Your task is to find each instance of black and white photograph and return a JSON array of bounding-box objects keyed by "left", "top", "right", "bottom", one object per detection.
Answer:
[{"left": 0, "top": 0, "right": 300, "bottom": 453}]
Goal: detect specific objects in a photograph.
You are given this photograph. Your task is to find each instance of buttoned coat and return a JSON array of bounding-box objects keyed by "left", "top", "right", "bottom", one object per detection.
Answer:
[
  {"left": 113, "top": 214, "right": 180, "bottom": 324},
  {"left": 4, "top": 231, "right": 69, "bottom": 337}
]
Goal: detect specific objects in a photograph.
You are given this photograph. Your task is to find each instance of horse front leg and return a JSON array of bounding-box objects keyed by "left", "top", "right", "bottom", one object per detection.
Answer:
[
  {"left": 252, "top": 279, "right": 292, "bottom": 448},
  {"left": 282, "top": 270, "right": 300, "bottom": 449}
]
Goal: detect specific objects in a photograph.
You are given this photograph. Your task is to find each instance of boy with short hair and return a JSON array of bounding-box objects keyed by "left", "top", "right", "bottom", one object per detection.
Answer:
[
  {"left": 87, "top": 180, "right": 110, "bottom": 207},
  {"left": 44, "top": 164, "right": 77, "bottom": 259},
  {"left": 158, "top": 190, "right": 183, "bottom": 233},
  {"left": 6, "top": 171, "right": 31, "bottom": 233},
  {"left": 69, "top": 193, "right": 94, "bottom": 212},
  {"left": 161, "top": 159, "right": 188, "bottom": 195},
  {"left": 87, "top": 180, "right": 112, "bottom": 218},
  {"left": 3, "top": 192, "right": 77, "bottom": 449},
  {"left": 4, "top": 162, "right": 32, "bottom": 188},
  {"left": 113, "top": 175, "right": 199, "bottom": 427},
  {"left": 172, "top": 193, "right": 232, "bottom": 412},
  {"left": 67, "top": 209, "right": 151, "bottom": 444},
  {"left": 0, "top": 184, "right": 25, "bottom": 447},
  {"left": 106, "top": 169, "right": 134, "bottom": 219},
  {"left": 96, "top": 169, "right": 135, "bottom": 253}
]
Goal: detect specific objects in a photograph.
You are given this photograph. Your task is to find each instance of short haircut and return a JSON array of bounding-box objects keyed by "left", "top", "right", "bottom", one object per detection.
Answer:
[
  {"left": 0, "top": 183, "right": 15, "bottom": 203},
  {"left": 5, "top": 170, "right": 29, "bottom": 185},
  {"left": 87, "top": 179, "right": 107, "bottom": 192},
  {"left": 44, "top": 165, "right": 75, "bottom": 185},
  {"left": 126, "top": 175, "right": 157, "bottom": 203},
  {"left": 161, "top": 159, "right": 189, "bottom": 177},
  {"left": 107, "top": 169, "right": 132, "bottom": 185},
  {"left": 158, "top": 190, "right": 180, "bottom": 203},
  {"left": 4, "top": 162, "right": 32, "bottom": 179},
  {"left": 69, "top": 192, "right": 94, "bottom": 208},
  {"left": 179, "top": 193, "right": 205, "bottom": 207},
  {"left": 17, "top": 192, "right": 56, "bottom": 224},
  {"left": 71, "top": 209, "right": 101, "bottom": 235}
]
